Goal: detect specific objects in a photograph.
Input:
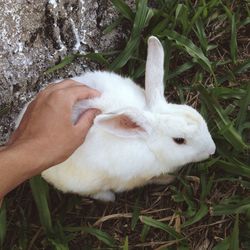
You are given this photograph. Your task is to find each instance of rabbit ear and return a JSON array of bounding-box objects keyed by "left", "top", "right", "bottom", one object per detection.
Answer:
[
  {"left": 95, "top": 109, "right": 152, "bottom": 138},
  {"left": 145, "top": 36, "right": 166, "bottom": 109}
]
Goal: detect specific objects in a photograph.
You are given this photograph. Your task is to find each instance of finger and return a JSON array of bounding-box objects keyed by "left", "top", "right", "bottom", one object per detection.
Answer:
[
  {"left": 41, "top": 82, "right": 57, "bottom": 90},
  {"left": 40, "top": 79, "right": 86, "bottom": 98},
  {"left": 45, "top": 82, "right": 57, "bottom": 88},
  {"left": 75, "top": 109, "right": 101, "bottom": 134},
  {"left": 42, "top": 79, "right": 78, "bottom": 94},
  {"left": 52, "top": 79, "right": 79, "bottom": 88},
  {"left": 60, "top": 85, "right": 101, "bottom": 104}
]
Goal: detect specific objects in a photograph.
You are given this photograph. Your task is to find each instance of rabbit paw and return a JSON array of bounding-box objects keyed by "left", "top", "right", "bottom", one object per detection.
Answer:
[
  {"left": 92, "top": 191, "right": 115, "bottom": 202},
  {"left": 148, "top": 175, "right": 175, "bottom": 185}
]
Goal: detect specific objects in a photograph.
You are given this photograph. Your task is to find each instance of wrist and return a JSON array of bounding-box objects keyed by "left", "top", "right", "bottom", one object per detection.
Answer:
[
  {"left": 0, "top": 142, "right": 43, "bottom": 199},
  {"left": 4, "top": 140, "right": 48, "bottom": 177}
]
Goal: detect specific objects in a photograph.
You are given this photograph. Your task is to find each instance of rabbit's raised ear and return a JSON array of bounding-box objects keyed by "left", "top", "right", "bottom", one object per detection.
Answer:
[
  {"left": 145, "top": 36, "right": 166, "bottom": 110},
  {"left": 94, "top": 109, "right": 152, "bottom": 138}
]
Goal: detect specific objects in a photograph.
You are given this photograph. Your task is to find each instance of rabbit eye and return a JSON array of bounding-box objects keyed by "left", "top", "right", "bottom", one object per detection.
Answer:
[{"left": 173, "top": 138, "right": 186, "bottom": 145}]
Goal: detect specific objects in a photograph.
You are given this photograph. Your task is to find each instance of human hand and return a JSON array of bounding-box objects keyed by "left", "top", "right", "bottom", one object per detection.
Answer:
[{"left": 8, "top": 79, "right": 101, "bottom": 170}]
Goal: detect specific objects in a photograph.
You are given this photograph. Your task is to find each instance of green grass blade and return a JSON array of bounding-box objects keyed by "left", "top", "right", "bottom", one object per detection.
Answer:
[
  {"left": 188, "top": 6, "right": 206, "bottom": 34},
  {"left": 0, "top": 200, "right": 6, "bottom": 246},
  {"left": 194, "top": 18, "right": 208, "bottom": 52},
  {"left": 131, "top": 197, "right": 140, "bottom": 231},
  {"left": 175, "top": 4, "right": 189, "bottom": 33},
  {"left": 166, "top": 61, "right": 194, "bottom": 80},
  {"left": 207, "top": 0, "right": 220, "bottom": 9},
  {"left": 175, "top": 4, "right": 184, "bottom": 21},
  {"left": 197, "top": 85, "right": 248, "bottom": 151},
  {"left": 151, "top": 18, "right": 169, "bottom": 35},
  {"left": 49, "top": 239, "right": 69, "bottom": 250},
  {"left": 123, "top": 236, "right": 129, "bottom": 250},
  {"left": 161, "top": 29, "right": 213, "bottom": 74},
  {"left": 240, "top": 16, "right": 250, "bottom": 26},
  {"left": 109, "top": 38, "right": 139, "bottom": 70},
  {"left": 182, "top": 202, "right": 208, "bottom": 228},
  {"left": 45, "top": 54, "right": 80, "bottom": 74},
  {"left": 212, "top": 238, "right": 230, "bottom": 250},
  {"left": 110, "top": 0, "right": 153, "bottom": 70},
  {"left": 239, "top": 122, "right": 250, "bottom": 136},
  {"left": 80, "top": 227, "right": 117, "bottom": 247},
  {"left": 64, "top": 226, "right": 117, "bottom": 247},
  {"left": 215, "top": 178, "right": 250, "bottom": 189},
  {"left": 213, "top": 197, "right": 250, "bottom": 216},
  {"left": 131, "top": 62, "right": 145, "bottom": 79},
  {"left": 84, "top": 52, "right": 109, "bottom": 67},
  {"left": 210, "top": 87, "right": 245, "bottom": 99},
  {"left": 140, "top": 224, "right": 150, "bottom": 242},
  {"left": 51, "top": 222, "right": 70, "bottom": 250},
  {"left": 133, "top": 1, "right": 153, "bottom": 36},
  {"left": 103, "top": 16, "right": 124, "bottom": 34},
  {"left": 236, "top": 84, "right": 250, "bottom": 131},
  {"left": 45, "top": 51, "right": 110, "bottom": 74},
  {"left": 183, "top": 193, "right": 197, "bottom": 217},
  {"left": 218, "top": 59, "right": 250, "bottom": 84},
  {"left": 29, "top": 176, "right": 53, "bottom": 235},
  {"left": 139, "top": 216, "right": 183, "bottom": 240},
  {"left": 229, "top": 214, "right": 239, "bottom": 250},
  {"left": 111, "top": 0, "right": 134, "bottom": 22},
  {"left": 234, "top": 59, "right": 250, "bottom": 74},
  {"left": 18, "top": 208, "right": 28, "bottom": 250},
  {"left": 230, "top": 14, "right": 237, "bottom": 64},
  {"left": 221, "top": 4, "right": 232, "bottom": 19},
  {"left": 163, "top": 38, "right": 172, "bottom": 84},
  {"left": 200, "top": 174, "right": 213, "bottom": 201},
  {"left": 216, "top": 160, "right": 250, "bottom": 179}
]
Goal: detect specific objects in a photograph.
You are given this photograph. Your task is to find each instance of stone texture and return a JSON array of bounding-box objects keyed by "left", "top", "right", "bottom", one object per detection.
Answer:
[{"left": 0, "top": 0, "right": 131, "bottom": 144}]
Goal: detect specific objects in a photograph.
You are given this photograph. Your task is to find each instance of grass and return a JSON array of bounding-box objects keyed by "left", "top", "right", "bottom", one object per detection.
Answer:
[{"left": 1, "top": 0, "right": 250, "bottom": 249}]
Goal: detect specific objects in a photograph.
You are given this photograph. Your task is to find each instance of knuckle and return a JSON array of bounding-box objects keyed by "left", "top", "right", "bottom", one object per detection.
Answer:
[
  {"left": 78, "top": 135, "right": 85, "bottom": 144},
  {"left": 90, "top": 89, "right": 101, "bottom": 97},
  {"left": 59, "top": 79, "right": 77, "bottom": 86},
  {"left": 51, "top": 89, "right": 65, "bottom": 99},
  {"left": 80, "top": 86, "right": 100, "bottom": 98}
]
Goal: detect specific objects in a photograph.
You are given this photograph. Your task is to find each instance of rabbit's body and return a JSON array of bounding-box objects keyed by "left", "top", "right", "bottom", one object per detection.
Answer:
[
  {"left": 42, "top": 71, "right": 160, "bottom": 200},
  {"left": 17, "top": 37, "right": 216, "bottom": 201}
]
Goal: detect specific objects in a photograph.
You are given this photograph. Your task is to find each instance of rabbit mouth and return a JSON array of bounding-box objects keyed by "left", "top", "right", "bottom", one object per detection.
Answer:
[{"left": 193, "top": 152, "right": 213, "bottom": 162}]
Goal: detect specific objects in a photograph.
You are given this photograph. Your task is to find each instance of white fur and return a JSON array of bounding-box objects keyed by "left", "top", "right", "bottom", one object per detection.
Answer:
[
  {"left": 145, "top": 36, "right": 165, "bottom": 110},
  {"left": 17, "top": 36, "right": 216, "bottom": 201}
]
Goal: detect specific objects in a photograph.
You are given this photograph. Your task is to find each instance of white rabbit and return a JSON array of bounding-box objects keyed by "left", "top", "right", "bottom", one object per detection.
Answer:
[{"left": 17, "top": 36, "right": 216, "bottom": 201}]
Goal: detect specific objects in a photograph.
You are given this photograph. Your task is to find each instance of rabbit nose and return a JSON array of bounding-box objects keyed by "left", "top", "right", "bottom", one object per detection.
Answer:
[{"left": 208, "top": 142, "right": 216, "bottom": 155}]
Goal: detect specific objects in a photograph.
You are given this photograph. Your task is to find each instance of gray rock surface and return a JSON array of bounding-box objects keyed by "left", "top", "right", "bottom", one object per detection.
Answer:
[{"left": 0, "top": 0, "right": 131, "bottom": 144}]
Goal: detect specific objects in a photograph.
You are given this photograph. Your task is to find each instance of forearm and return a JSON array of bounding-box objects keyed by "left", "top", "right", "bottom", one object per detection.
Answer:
[{"left": 0, "top": 142, "right": 45, "bottom": 199}]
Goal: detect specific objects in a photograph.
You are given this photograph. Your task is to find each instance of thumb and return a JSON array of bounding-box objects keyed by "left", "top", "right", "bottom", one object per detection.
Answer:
[{"left": 75, "top": 108, "right": 101, "bottom": 134}]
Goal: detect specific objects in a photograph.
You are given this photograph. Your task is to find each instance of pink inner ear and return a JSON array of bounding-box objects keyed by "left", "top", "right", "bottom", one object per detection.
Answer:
[
  {"left": 95, "top": 112, "right": 149, "bottom": 138},
  {"left": 118, "top": 115, "right": 145, "bottom": 131}
]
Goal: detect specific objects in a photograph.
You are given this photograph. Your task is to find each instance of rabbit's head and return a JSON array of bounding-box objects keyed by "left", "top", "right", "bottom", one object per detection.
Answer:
[{"left": 95, "top": 36, "right": 216, "bottom": 171}]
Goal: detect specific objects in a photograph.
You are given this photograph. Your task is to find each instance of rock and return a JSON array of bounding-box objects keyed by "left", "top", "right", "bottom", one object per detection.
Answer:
[{"left": 0, "top": 0, "right": 133, "bottom": 144}]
